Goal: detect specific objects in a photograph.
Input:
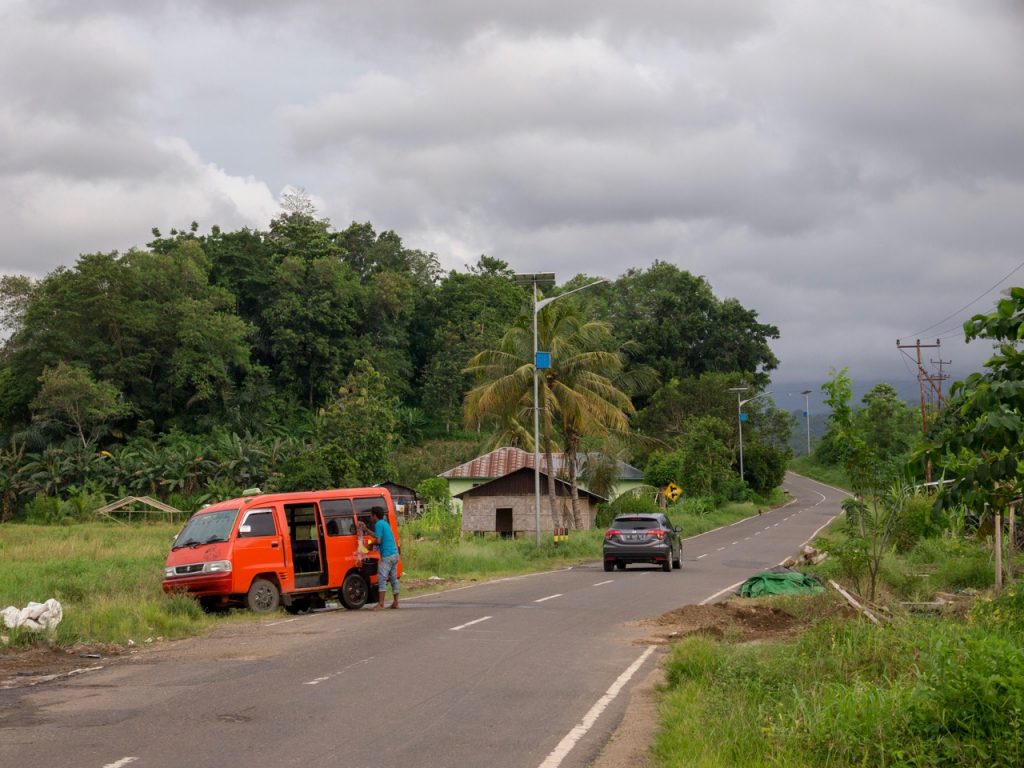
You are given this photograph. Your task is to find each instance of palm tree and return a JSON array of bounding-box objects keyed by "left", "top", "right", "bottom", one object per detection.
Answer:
[{"left": 464, "top": 298, "right": 646, "bottom": 526}]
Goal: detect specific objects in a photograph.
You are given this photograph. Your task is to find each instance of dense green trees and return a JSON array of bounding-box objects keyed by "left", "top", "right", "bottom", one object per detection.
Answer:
[
  {"left": 592, "top": 261, "right": 780, "bottom": 388},
  {"left": 927, "top": 288, "right": 1024, "bottom": 514},
  {"left": 0, "top": 204, "right": 788, "bottom": 519}
]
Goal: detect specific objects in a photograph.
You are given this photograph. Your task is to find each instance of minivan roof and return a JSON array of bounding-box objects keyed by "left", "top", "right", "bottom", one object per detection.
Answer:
[{"left": 199, "top": 488, "right": 392, "bottom": 512}]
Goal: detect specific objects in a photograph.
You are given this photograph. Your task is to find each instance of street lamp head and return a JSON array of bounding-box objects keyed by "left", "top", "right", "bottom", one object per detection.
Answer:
[
  {"left": 535, "top": 278, "right": 608, "bottom": 311},
  {"left": 727, "top": 386, "right": 749, "bottom": 393},
  {"left": 513, "top": 272, "right": 556, "bottom": 289},
  {"left": 801, "top": 389, "right": 812, "bottom": 395},
  {"left": 739, "top": 390, "right": 772, "bottom": 408}
]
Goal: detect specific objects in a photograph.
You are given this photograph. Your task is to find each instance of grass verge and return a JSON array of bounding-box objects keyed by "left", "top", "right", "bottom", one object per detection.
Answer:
[
  {"left": 655, "top": 590, "right": 1024, "bottom": 767},
  {"left": 788, "top": 456, "right": 850, "bottom": 490}
]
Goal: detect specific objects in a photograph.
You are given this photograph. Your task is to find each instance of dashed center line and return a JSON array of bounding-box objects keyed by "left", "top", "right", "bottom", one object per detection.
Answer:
[
  {"left": 534, "top": 594, "right": 563, "bottom": 603},
  {"left": 304, "top": 656, "right": 374, "bottom": 685},
  {"left": 103, "top": 759, "right": 138, "bottom": 768},
  {"left": 697, "top": 553, "right": 708, "bottom": 559},
  {"left": 592, "top": 580, "right": 613, "bottom": 586},
  {"left": 451, "top": 616, "right": 492, "bottom": 631}
]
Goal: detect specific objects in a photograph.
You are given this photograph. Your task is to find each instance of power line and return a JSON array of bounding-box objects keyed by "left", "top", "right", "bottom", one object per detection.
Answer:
[{"left": 907, "top": 259, "right": 1024, "bottom": 337}]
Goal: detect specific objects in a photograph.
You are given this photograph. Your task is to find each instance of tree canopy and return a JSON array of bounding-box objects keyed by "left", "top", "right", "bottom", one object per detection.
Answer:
[{"left": 0, "top": 205, "right": 787, "bottom": 518}]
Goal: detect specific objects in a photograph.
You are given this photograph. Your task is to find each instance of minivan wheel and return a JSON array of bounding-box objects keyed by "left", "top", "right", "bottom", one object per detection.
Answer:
[
  {"left": 672, "top": 549, "right": 682, "bottom": 569},
  {"left": 603, "top": 560, "right": 614, "bottom": 572},
  {"left": 661, "top": 559, "right": 671, "bottom": 572},
  {"left": 246, "top": 578, "right": 281, "bottom": 613},
  {"left": 340, "top": 572, "right": 369, "bottom": 610}
]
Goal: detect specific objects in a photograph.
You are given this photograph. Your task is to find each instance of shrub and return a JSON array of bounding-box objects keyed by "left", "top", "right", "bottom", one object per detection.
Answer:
[
  {"left": 891, "top": 493, "right": 948, "bottom": 552},
  {"left": 676, "top": 495, "right": 715, "bottom": 517},
  {"left": 971, "top": 580, "right": 1024, "bottom": 637},
  {"left": 607, "top": 490, "right": 660, "bottom": 516},
  {"left": 404, "top": 499, "right": 461, "bottom": 544},
  {"left": 416, "top": 477, "right": 451, "bottom": 508},
  {"left": 24, "top": 494, "right": 64, "bottom": 524},
  {"left": 742, "top": 441, "right": 789, "bottom": 495}
]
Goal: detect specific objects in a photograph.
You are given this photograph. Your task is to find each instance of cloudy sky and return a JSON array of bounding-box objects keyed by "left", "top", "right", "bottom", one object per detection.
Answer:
[{"left": 2, "top": 0, "right": 1022, "bottom": 396}]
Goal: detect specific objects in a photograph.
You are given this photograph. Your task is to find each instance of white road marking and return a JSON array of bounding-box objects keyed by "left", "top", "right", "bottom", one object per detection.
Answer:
[
  {"left": 701, "top": 581, "right": 745, "bottom": 605},
  {"left": 592, "top": 580, "right": 613, "bottom": 586},
  {"left": 716, "top": 546, "right": 725, "bottom": 551},
  {"left": 731, "top": 541, "right": 739, "bottom": 545},
  {"left": 102, "top": 759, "right": 138, "bottom": 768},
  {"left": 304, "top": 656, "right": 374, "bottom": 685},
  {"left": 450, "top": 616, "right": 492, "bottom": 631},
  {"left": 534, "top": 594, "right": 563, "bottom": 603},
  {"left": 697, "top": 553, "right": 708, "bottom": 560},
  {"left": 537, "top": 646, "right": 657, "bottom": 768},
  {"left": 267, "top": 617, "right": 298, "bottom": 626}
]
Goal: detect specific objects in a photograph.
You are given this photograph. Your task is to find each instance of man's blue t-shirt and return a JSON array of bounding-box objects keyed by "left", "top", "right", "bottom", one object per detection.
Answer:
[{"left": 374, "top": 517, "right": 398, "bottom": 558}]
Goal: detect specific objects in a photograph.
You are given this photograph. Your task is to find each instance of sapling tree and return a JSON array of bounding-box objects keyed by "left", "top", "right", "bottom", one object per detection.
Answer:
[{"left": 821, "top": 367, "right": 909, "bottom": 601}]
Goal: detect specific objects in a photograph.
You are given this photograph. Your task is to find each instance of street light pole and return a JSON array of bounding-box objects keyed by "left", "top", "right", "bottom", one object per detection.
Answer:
[
  {"left": 801, "top": 389, "right": 812, "bottom": 457},
  {"left": 516, "top": 274, "right": 605, "bottom": 545},
  {"left": 727, "top": 387, "right": 772, "bottom": 483}
]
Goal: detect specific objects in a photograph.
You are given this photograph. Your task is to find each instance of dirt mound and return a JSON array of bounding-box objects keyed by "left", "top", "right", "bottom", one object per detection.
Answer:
[{"left": 638, "top": 598, "right": 844, "bottom": 645}]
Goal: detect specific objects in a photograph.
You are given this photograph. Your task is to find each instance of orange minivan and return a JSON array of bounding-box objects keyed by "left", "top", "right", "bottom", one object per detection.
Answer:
[{"left": 162, "top": 488, "right": 402, "bottom": 613}]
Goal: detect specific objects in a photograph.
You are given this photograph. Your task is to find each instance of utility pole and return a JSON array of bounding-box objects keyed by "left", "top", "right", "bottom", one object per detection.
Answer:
[
  {"left": 930, "top": 357, "right": 951, "bottom": 410},
  {"left": 897, "top": 339, "right": 950, "bottom": 486},
  {"left": 896, "top": 339, "right": 945, "bottom": 435}
]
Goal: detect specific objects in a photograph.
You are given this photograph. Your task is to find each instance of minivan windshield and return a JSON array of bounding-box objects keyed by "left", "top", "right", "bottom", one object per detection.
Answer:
[{"left": 173, "top": 509, "right": 240, "bottom": 549}]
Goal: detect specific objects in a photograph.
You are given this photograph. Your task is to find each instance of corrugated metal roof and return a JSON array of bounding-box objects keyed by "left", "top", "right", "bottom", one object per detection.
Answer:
[
  {"left": 440, "top": 447, "right": 642, "bottom": 481},
  {"left": 440, "top": 447, "right": 542, "bottom": 478}
]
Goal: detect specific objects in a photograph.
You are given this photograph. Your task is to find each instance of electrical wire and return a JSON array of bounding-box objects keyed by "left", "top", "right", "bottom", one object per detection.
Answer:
[{"left": 905, "top": 259, "right": 1024, "bottom": 338}]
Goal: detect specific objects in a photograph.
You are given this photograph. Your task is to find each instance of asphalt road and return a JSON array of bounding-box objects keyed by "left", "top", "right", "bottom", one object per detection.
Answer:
[{"left": 0, "top": 472, "right": 846, "bottom": 768}]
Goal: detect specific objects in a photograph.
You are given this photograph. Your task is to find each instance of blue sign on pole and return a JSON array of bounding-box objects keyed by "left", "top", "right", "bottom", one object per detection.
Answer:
[
  {"left": 536, "top": 351, "right": 551, "bottom": 370},
  {"left": 739, "top": 412, "right": 748, "bottom": 422}
]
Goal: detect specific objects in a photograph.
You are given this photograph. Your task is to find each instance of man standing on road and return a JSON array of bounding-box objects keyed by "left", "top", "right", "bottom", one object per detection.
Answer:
[{"left": 371, "top": 507, "right": 400, "bottom": 610}]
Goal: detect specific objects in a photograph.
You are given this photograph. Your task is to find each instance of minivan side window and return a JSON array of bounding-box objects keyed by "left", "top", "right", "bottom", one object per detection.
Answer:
[
  {"left": 322, "top": 498, "right": 355, "bottom": 536},
  {"left": 239, "top": 508, "right": 276, "bottom": 537},
  {"left": 353, "top": 497, "right": 388, "bottom": 532}
]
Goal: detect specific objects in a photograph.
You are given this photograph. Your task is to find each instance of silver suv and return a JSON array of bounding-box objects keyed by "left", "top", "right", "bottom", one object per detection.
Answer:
[{"left": 602, "top": 513, "right": 681, "bottom": 572}]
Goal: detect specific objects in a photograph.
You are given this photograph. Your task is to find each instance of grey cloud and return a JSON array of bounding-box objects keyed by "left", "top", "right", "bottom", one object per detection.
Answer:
[
  {"left": 35, "top": 0, "right": 770, "bottom": 50},
  {"left": 0, "top": 5, "right": 152, "bottom": 123}
]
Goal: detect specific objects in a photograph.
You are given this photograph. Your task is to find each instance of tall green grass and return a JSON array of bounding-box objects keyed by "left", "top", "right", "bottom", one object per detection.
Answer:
[
  {"left": 656, "top": 604, "right": 1024, "bottom": 767},
  {"left": 0, "top": 520, "right": 609, "bottom": 646},
  {"left": 0, "top": 522, "right": 228, "bottom": 646}
]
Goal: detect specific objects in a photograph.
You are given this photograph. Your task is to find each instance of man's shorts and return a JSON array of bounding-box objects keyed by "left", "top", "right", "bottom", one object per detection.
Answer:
[{"left": 378, "top": 553, "right": 400, "bottom": 593}]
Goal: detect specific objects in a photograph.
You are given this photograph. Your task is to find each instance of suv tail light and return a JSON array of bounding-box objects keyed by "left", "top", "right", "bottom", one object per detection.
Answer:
[
  {"left": 650, "top": 529, "right": 667, "bottom": 539},
  {"left": 604, "top": 529, "right": 620, "bottom": 539}
]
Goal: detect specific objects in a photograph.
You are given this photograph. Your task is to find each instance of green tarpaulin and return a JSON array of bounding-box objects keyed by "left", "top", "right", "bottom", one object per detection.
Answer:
[{"left": 739, "top": 569, "right": 825, "bottom": 597}]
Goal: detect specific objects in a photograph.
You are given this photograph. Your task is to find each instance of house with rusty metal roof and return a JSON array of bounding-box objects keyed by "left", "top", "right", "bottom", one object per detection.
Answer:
[
  {"left": 440, "top": 446, "right": 644, "bottom": 500},
  {"left": 454, "top": 466, "right": 605, "bottom": 536}
]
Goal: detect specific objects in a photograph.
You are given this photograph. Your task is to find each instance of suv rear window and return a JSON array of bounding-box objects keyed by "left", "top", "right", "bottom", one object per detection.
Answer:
[{"left": 612, "top": 517, "right": 660, "bottom": 529}]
